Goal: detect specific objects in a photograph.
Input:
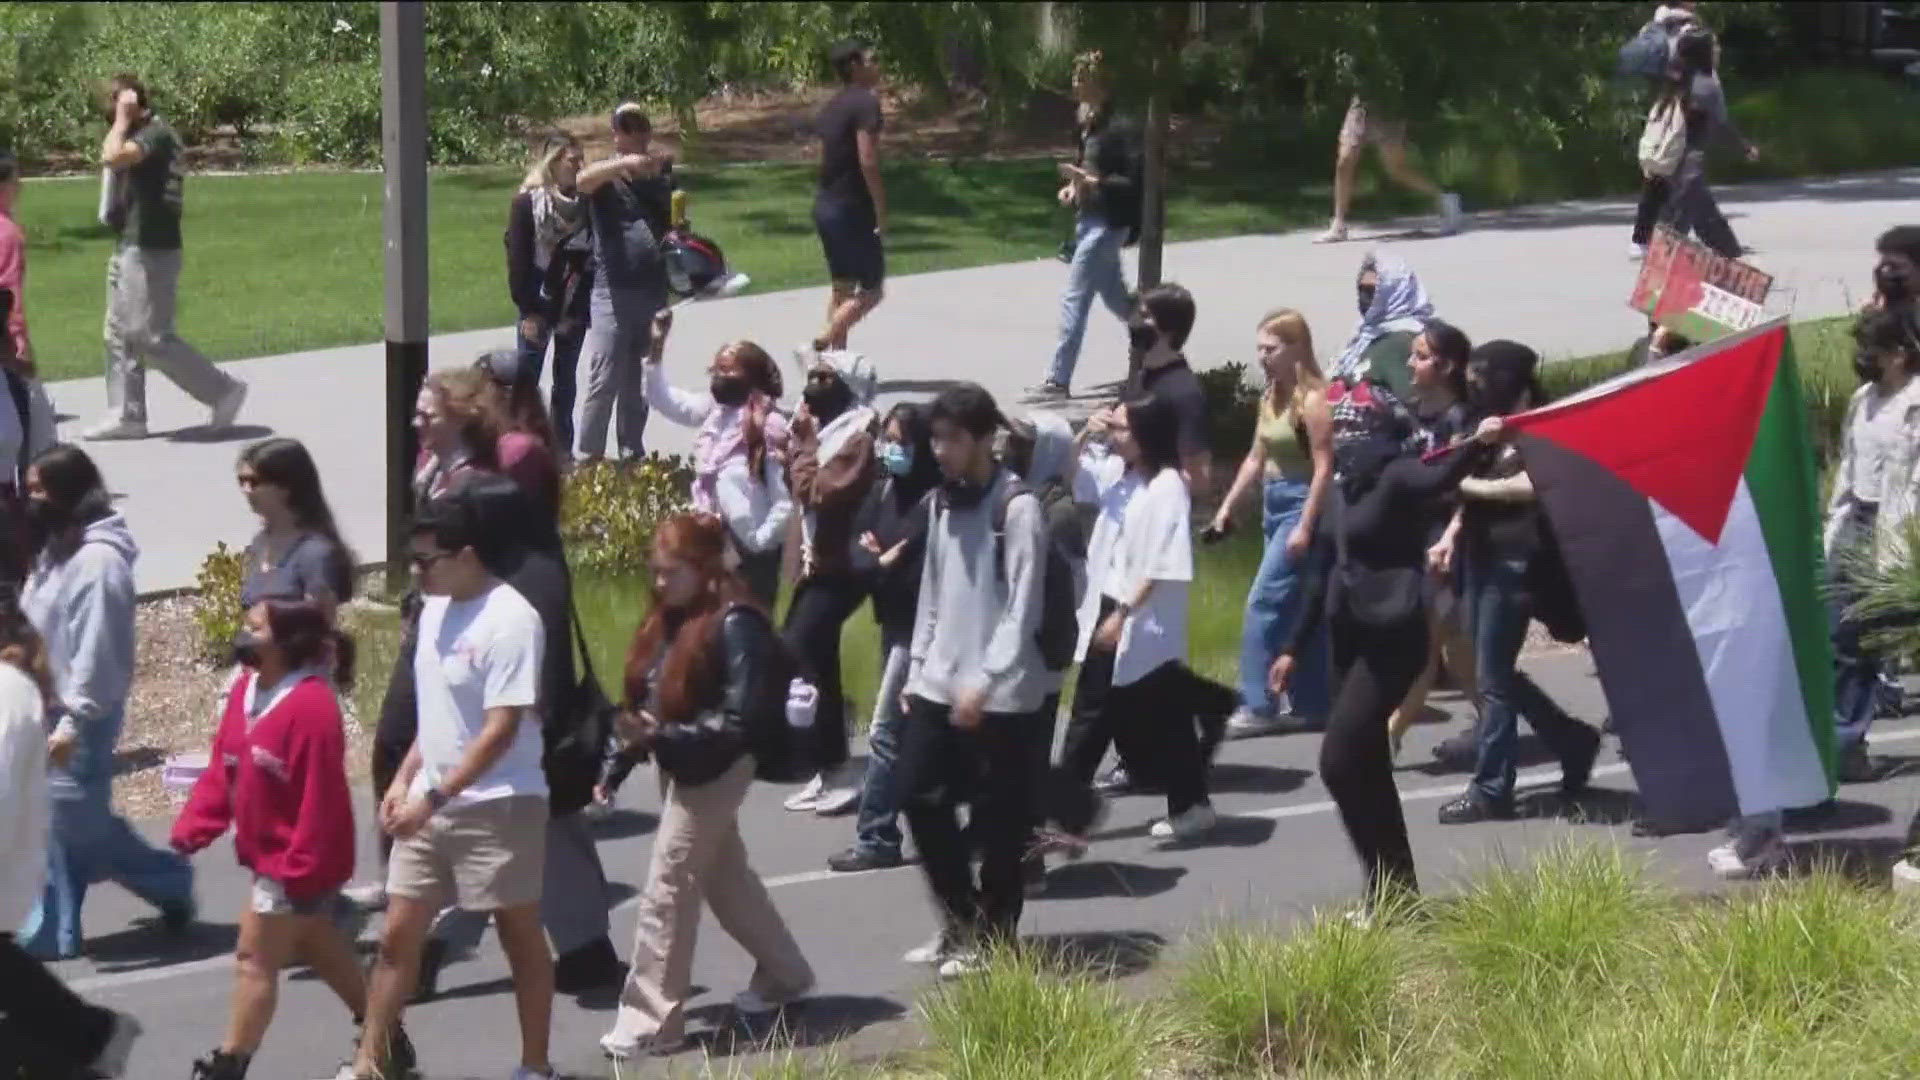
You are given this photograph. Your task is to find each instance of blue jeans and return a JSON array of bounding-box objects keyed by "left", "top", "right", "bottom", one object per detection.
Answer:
[
  {"left": 518, "top": 316, "right": 587, "bottom": 459},
  {"left": 1237, "top": 478, "right": 1330, "bottom": 719},
  {"left": 20, "top": 711, "right": 194, "bottom": 959},
  {"left": 1830, "top": 572, "right": 1880, "bottom": 755},
  {"left": 851, "top": 640, "right": 912, "bottom": 858},
  {"left": 1464, "top": 550, "right": 1596, "bottom": 807},
  {"left": 1046, "top": 214, "right": 1132, "bottom": 388}
]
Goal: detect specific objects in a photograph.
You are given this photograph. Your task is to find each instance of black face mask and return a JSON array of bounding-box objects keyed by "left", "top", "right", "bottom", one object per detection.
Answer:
[
  {"left": 1357, "top": 285, "right": 1377, "bottom": 316},
  {"left": 1876, "top": 264, "right": 1911, "bottom": 302},
  {"left": 941, "top": 472, "right": 992, "bottom": 509},
  {"left": 230, "top": 627, "right": 266, "bottom": 669},
  {"left": 710, "top": 374, "right": 750, "bottom": 407},
  {"left": 803, "top": 381, "right": 852, "bottom": 423},
  {"left": 1126, "top": 319, "right": 1158, "bottom": 353},
  {"left": 1854, "top": 350, "right": 1884, "bottom": 383},
  {"left": 24, "top": 499, "right": 55, "bottom": 531}
]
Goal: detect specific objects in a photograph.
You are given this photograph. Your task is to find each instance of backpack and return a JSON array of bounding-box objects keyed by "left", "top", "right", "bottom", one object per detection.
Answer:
[
  {"left": 934, "top": 478, "right": 1081, "bottom": 671},
  {"left": 721, "top": 603, "right": 817, "bottom": 784},
  {"left": 1638, "top": 94, "right": 1687, "bottom": 179}
]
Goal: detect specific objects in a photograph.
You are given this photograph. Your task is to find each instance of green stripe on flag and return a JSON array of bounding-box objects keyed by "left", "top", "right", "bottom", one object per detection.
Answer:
[{"left": 1743, "top": 333, "right": 1837, "bottom": 786}]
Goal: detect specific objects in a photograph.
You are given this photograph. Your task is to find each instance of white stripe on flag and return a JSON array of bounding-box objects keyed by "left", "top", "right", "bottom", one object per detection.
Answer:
[{"left": 1652, "top": 479, "right": 1828, "bottom": 814}]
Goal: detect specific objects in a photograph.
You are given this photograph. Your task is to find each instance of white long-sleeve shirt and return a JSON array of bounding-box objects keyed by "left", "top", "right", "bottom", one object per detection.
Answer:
[
  {"left": 0, "top": 664, "right": 49, "bottom": 933},
  {"left": 642, "top": 363, "right": 794, "bottom": 551}
]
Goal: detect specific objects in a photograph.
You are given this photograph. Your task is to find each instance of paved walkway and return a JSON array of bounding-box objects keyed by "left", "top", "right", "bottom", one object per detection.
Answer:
[{"left": 42, "top": 169, "right": 1920, "bottom": 593}]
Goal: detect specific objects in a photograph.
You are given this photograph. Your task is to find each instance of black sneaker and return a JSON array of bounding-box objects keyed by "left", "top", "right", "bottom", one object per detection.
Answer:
[
  {"left": 554, "top": 935, "right": 625, "bottom": 994},
  {"left": 1432, "top": 729, "right": 1478, "bottom": 768},
  {"left": 827, "top": 846, "right": 905, "bottom": 873},
  {"left": 1560, "top": 730, "right": 1601, "bottom": 795},
  {"left": 1837, "top": 743, "right": 1878, "bottom": 784},
  {"left": 160, "top": 897, "right": 196, "bottom": 935},
  {"left": 1022, "top": 853, "right": 1047, "bottom": 897},
  {"left": 1093, "top": 765, "right": 1134, "bottom": 795},
  {"left": 191, "top": 1049, "right": 248, "bottom": 1080},
  {"left": 1437, "top": 793, "right": 1516, "bottom": 825}
]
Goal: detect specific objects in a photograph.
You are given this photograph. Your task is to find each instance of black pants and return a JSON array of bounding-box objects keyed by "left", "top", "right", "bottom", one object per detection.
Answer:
[
  {"left": 1631, "top": 175, "right": 1669, "bottom": 245},
  {"left": 1661, "top": 151, "right": 1740, "bottom": 258},
  {"left": 782, "top": 572, "right": 869, "bottom": 770},
  {"left": 0, "top": 934, "right": 113, "bottom": 1074},
  {"left": 896, "top": 697, "right": 1040, "bottom": 943},
  {"left": 1320, "top": 614, "right": 1429, "bottom": 901}
]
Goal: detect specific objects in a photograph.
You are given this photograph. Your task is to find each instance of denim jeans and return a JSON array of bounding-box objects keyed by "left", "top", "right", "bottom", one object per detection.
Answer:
[
  {"left": 1237, "top": 478, "right": 1330, "bottom": 720},
  {"left": 20, "top": 711, "right": 194, "bottom": 958},
  {"left": 1830, "top": 573, "right": 1881, "bottom": 755},
  {"left": 851, "top": 640, "right": 912, "bottom": 858},
  {"left": 1464, "top": 549, "right": 1596, "bottom": 808},
  {"left": 1045, "top": 214, "right": 1132, "bottom": 388},
  {"left": 517, "top": 317, "right": 587, "bottom": 459}
]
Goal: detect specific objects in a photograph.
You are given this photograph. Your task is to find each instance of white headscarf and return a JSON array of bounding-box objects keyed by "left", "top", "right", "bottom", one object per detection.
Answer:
[{"left": 1331, "top": 253, "right": 1434, "bottom": 379}]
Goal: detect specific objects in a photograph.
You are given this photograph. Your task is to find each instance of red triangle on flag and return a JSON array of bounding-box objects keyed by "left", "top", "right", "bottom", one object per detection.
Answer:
[{"left": 1510, "top": 327, "right": 1784, "bottom": 545}]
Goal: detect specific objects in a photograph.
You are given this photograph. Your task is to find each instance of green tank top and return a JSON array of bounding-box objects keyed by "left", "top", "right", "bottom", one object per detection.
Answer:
[{"left": 1257, "top": 392, "right": 1313, "bottom": 482}]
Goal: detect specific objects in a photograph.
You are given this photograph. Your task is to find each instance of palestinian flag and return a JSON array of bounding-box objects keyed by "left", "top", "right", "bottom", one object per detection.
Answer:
[{"left": 1511, "top": 318, "right": 1834, "bottom": 828}]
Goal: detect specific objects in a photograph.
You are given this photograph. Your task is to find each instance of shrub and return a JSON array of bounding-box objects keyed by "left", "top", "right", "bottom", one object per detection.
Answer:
[
  {"left": 559, "top": 455, "right": 693, "bottom": 575},
  {"left": 1196, "top": 360, "right": 1261, "bottom": 465},
  {"left": 192, "top": 541, "right": 245, "bottom": 662}
]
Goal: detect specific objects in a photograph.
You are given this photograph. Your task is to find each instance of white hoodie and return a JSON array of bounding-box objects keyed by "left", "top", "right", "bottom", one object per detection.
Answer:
[
  {"left": 0, "top": 663, "right": 49, "bottom": 931},
  {"left": 23, "top": 512, "right": 139, "bottom": 737}
]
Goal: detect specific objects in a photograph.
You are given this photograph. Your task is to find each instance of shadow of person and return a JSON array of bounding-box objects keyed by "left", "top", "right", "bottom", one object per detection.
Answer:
[
  {"left": 1033, "top": 860, "right": 1186, "bottom": 901},
  {"left": 686, "top": 993, "right": 910, "bottom": 1058}
]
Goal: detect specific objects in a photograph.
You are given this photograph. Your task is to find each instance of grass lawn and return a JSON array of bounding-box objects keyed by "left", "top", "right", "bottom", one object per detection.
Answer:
[{"left": 11, "top": 159, "right": 1371, "bottom": 385}]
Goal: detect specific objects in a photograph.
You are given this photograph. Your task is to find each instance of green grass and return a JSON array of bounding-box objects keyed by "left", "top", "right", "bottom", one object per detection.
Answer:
[{"left": 10, "top": 159, "right": 1351, "bottom": 385}]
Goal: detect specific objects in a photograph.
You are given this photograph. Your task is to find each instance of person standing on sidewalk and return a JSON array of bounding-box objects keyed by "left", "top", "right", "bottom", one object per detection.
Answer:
[
  {"left": 598, "top": 513, "right": 816, "bottom": 1061},
  {"left": 574, "top": 104, "right": 675, "bottom": 461},
  {"left": 897, "top": 384, "right": 1051, "bottom": 977},
  {"left": 506, "top": 132, "right": 593, "bottom": 457},
  {"left": 1030, "top": 50, "right": 1140, "bottom": 401},
  {"left": 85, "top": 74, "right": 247, "bottom": 441},
  {"left": 0, "top": 596, "right": 141, "bottom": 1078},
  {"left": 18, "top": 444, "right": 196, "bottom": 960},
  {"left": 346, "top": 498, "right": 557, "bottom": 1080},
  {"left": 1209, "top": 310, "right": 1334, "bottom": 741},
  {"left": 796, "top": 41, "right": 887, "bottom": 369},
  {"left": 1315, "top": 95, "right": 1461, "bottom": 244},
  {"left": 1436, "top": 342, "right": 1600, "bottom": 825}
]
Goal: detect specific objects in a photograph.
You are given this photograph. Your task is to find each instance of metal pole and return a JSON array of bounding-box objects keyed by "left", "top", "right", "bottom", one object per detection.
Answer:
[{"left": 380, "top": 1, "right": 428, "bottom": 587}]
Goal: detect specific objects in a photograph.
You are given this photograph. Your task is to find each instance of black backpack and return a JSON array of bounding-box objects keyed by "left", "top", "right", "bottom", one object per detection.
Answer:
[
  {"left": 722, "top": 603, "right": 815, "bottom": 783},
  {"left": 936, "top": 478, "right": 1080, "bottom": 671}
]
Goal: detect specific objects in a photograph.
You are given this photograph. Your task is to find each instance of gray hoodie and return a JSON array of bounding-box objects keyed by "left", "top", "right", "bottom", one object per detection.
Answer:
[
  {"left": 906, "top": 467, "right": 1049, "bottom": 715},
  {"left": 23, "top": 512, "right": 138, "bottom": 736}
]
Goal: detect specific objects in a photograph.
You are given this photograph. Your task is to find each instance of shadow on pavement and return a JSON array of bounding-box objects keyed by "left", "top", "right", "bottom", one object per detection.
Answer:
[
  {"left": 1784, "top": 836, "right": 1907, "bottom": 884},
  {"left": 1783, "top": 798, "right": 1893, "bottom": 834},
  {"left": 1034, "top": 860, "right": 1186, "bottom": 901},
  {"left": 589, "top": 808, "right": 658, "bottom": 841},
  {"left": 686, "top": 993, "right": 909, "bottom": 1058},
  {"left": 83, "top": 917, "right": 237, "bottom": 974},
  {"left": 166, "top": 423, "right": 275, "bottom": 444},
  {"left": 1520, "top": 784, "right": 1639, "bottom": 827},
  {"left": 1206, "top": 762, "right": 1311, "bottom": 797},
  {"left": 1026, "top": 928, "right": 1167, "bottom": 980}
]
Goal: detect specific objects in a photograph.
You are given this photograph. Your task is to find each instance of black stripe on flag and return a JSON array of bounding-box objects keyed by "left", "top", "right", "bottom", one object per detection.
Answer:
[{"left": 1519, "top": 433, "right": 1739, "bottom": 830}]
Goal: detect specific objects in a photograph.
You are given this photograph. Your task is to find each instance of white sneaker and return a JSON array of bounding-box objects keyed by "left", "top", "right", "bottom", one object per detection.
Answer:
[
  {"left": 90, "top": 1012, "right": 141, "bottom": 1077},
  {"left": 81, "top": 415, "right": 148, "bottom": 441},
  {"left": 599, "top": 1029, "right": 685, "bottom": 1061},
  {"left": 1629, "top": 242, "right": 1648, "bottom": 260},
  {"left": 1149, "top": 804, "right": 1219, "bottom": 842},
  {"left": 903, "top": 930, "right": 953, "bottom": 965},
  {"left": 783, "top": 772, "right": 827, "bottom": 812},
  {"left": 510, "top": 1068, "right": 556, "bottom": 1080},
  {"left": 210, "top": 380, "right": 248, "bottom": 430},
  {"left": 1314, "top": 221, "right": 1350, "bottom": 244},
  {"left": 1438, "top": 192, "right": 1463, "bottom": 235},
  {"left": 340, "top": 882, "right": 387, "bottom": 912},
  {"left": 811, "top": 762, "right": 863, "bottom": 817},
  {"left": 1707, "top": 838, "right": 1787, "bottom": 880},
  {"left": 1892, "top": 859, "right": 1920, "bottom": 894},
  {"left": 937, "top": 951, "right": 986, "bottom": 980},
  {"left": 1225, "top": 708, "right": 1285, "bottom": 740}
]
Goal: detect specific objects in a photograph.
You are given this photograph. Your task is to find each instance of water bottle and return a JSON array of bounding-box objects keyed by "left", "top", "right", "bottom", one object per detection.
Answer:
[{"left": 786, "top": 678, "right": 818, "bottom": 730}]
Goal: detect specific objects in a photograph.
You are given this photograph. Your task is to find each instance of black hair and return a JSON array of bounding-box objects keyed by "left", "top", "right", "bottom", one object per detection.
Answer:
[
  {"left": 28, "top": 444, "right": 113, "bottom": 558},
  {"left": 1139, "top": 283, "right": 1197, "bottom": 351},
  {"left": 884, "top": 401, "right": 941, "bottom": 507},
  {"left": 1877, "top": 226, "right": 1920, "bottom": 266},
  {"left": 1673, "top": 26, "right": 1715, "bottom": 76},
  {"left": 829, "top": 40, "right": 870, "bottom": 82},
  {"left": 1467, "top": 340, "right": 1544, "bottom": 417},
  {"left": 1854, "top": 303, "right": 1920, "bottom": 364},
  {"left": 1123, "top": 391, "right": 1182, "bottom": 476},
  {"left": 0, "top": 155, "right": 17, "bottom": 185},
  {"left": 238, "top": 438, "right": 356, "bottom": 602},
  {"left": 261, "top": 597, "right": 357, "bottom": 690},
  {"left": 1420, "top": 318, "right": 1472, "bottom": 402},
  {"left": 928, "top": 383, "right": 1005, "bottom": 439},
  {"left": 409, "top": 494, "right": 483, "bottom": 558}
]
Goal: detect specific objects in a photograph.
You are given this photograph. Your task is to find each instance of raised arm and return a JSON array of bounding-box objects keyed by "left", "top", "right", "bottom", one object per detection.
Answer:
[{"left": 100, "top": 92, "right": 146, "bottom": 171}]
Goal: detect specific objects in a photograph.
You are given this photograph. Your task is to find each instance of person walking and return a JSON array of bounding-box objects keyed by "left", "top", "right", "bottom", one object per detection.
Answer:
[
  {"left": 174, "top": 595, "right": 414, "bottom": 1080},
  {"left": 506, "top": 131, "right": 593, "bottom": 456},
  {"left": 896, "top": 384, "right": 1052, "bottom": 977},
  {"left": 1030, "top": 49, "right": 1140, "bottom": 400},
  {"left": 18, "top": 444, "right": 195, "bottom": 960},
  {"left": 0, "top": 153, "right": 31, "bottom": 372},
  {"left": 1328, "top": 253, "right": 1434, "bottom": 396},
  {"left": 1271, "top": 380, "right": 1500, "bottom": 911},
  {"left": 1628, "top": 4, "right": 1703, "bottom": 258},
  {"left": 475, "top": 349, "right": 565, "bottom": 535},
  {"left": 780, "top": 353, "right": 880, "bottom": 815},
  {"left": 642, "top": 309, "right": 793, "bottom": 605},
  {"left": 0, "top": 595, "right": 142, "bottom": 1078},
  {"left": 797, "top": 41, "right": 887, "bottom": 368},
  {"left": 598, "top": 513, "right": 816, "bottom": 1060},
  {"left": 575, "top": 104, "right": 675, "bottom": 461},
  {"left": 1436, "top": 342, "right": 1601, "bottom": 825},
  {"left": 1315, "top": 96, "right": 1461, "bottom": 244},
  {"left": 1209, "top": 310, "right": 1334, "bottom": 740},
  {"left": 84, "top": 74, "right": 248, "bottom": 441},
  {"left": 1659, "top": 27, "right": 1758, "bottom": 259},
  {"left": 235, "top": 438, "right": 356, "bottom": 614},
  {"left": 0, "top": 161, "right": 60, "bottom": 587},
  {"left": 827, "top": 402, "right": 939, "bottom": 872}
]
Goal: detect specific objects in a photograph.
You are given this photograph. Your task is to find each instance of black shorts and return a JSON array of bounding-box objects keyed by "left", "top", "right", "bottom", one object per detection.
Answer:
[{"left": 813, "top": 196, "right": 885, "bottom": 292}]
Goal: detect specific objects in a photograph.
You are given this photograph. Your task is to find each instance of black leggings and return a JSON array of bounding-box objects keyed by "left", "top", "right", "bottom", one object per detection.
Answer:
[
  {"left": 1320, "top": 614, "right": 1429, "bottom": 901},
  {"left": 0, "top": 934, "right": 114, "bottom": 1074},
  {"left": 1631, "top": 175, "right": 1669, "bottom": 246},
  {"left": 782, "top": 572, "right": 870, "bottom": 771}
]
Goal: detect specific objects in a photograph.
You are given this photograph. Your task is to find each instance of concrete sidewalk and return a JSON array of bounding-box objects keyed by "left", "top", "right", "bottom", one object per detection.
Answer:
[{"left": 42, "top": 169, "right": 1917, "bottom": 593}]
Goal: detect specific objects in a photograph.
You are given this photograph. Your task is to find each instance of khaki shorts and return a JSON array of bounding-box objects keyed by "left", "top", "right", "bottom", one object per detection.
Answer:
[
  {"left": 1338, "top": 97, "right": 1407, "bottom": 152},
  {"left": 250, "top": 875, "right": 336, "bottom": 918},
  {"left": 387, "top": 795, "right": 548, "bottom": 911}
]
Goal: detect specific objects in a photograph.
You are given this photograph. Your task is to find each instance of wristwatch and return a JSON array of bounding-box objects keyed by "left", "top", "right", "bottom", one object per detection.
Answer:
[{"left": 425, "top": 786, "right": 450, "bottom": 812}]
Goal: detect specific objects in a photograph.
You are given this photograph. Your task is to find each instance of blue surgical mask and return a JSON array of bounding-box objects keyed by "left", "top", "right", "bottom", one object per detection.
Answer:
[{"left": 880, "top": 441, "right": 913, "bottom": 477}]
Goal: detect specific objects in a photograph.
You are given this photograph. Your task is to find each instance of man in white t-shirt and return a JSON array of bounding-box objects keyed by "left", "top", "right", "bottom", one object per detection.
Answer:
[{"left": 345, "top": 499, "right": 556, "bottom": 1080}]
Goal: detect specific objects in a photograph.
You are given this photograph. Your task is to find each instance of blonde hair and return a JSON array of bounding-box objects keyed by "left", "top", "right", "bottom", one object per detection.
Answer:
[
  {"left": 1256, "top": 308, "right": 1325, "bottom": 409},
  {"left": 520, "top": 132, "right": 580, "bottom": 193}
]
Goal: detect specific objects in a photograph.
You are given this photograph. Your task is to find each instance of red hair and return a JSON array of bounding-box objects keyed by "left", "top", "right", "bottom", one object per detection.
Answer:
[{"left": 622, "top": 513, "right": 761, "bottom": 723}]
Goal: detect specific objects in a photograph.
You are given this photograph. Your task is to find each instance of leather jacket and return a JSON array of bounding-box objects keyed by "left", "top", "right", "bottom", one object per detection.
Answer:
[{"left": 650, "top": 605, "right": 780, "bottom": 787}]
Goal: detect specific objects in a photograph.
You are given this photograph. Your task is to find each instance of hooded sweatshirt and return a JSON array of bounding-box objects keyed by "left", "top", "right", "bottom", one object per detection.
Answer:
[
  {"left": 907, "top": 467, "right": 1050, "bottom": 715},
  {"left": 24, "top": 512, "right": 138, "bottom": 738},
  {"left": 0, "top": 663, "right": 49, "bottom": 931}
]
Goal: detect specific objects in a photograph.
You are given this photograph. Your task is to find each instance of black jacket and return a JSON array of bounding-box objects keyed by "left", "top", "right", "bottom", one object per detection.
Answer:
[
  {"left": 1076, "top": 106, "right": 1143, "bottom": 241},
  {"left": 505, "top": 189, "right": 594, "bottom": 326},
  {"left": 648, "top": 605, "right": 784, "bottom": 787}
]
